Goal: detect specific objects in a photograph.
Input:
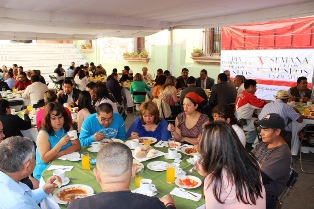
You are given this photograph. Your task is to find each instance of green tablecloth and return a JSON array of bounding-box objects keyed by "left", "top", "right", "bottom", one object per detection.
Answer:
[{"left": 42, "top": 144, "right": 205, "bottom": 209}]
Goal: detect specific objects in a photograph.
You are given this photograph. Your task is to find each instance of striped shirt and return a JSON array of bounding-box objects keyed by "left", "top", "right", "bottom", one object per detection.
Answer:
[{"left": 258, "top": 99, "right": 301, "bottom": 125}]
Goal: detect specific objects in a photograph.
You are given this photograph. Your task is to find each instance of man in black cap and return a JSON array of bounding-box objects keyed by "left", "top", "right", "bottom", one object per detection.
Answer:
[{"left": 252, "top": 113, "right": 291, "bottom": 209}]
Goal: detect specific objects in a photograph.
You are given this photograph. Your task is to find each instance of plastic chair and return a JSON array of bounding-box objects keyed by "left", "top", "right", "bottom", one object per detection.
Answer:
[
  {"left": 108, "top": 91, "right": 127, "bottom": 120},
  {"left": 131, "top": 91, "right": 147, "bottom": 117},
  {"left": 276, "top": 169, "right": 298, "bottom": 209},
  {"left": 298, "top": 124, "right": 314, "bottom": 174},
  {"left": 49, "top": 75, "right": 61, "bottom": 90}
]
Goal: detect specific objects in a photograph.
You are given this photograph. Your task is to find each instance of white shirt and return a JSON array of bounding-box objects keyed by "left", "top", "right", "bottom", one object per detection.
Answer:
[
  {"left": 22, "top": 82, "right": 49, "bottom": 105},
  {"left": 142, "top": 73, "right": 153, "bottom": 81},
  {"left": 237, "top": 83, "right": 245, "bottom": 95},
  {"left": 232, "top": 124, "right": 246, "bottom": 147},
  {"left": 65, "top": 69, "right": 74, "bottom": 78},
  {"left": 74, "top": 76, "right": 89, "bottom": 91}
]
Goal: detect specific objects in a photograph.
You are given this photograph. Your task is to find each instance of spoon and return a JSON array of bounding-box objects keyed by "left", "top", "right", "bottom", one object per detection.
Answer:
[{"left": 178, "top": 187, "right": 197, "bottom": 197}]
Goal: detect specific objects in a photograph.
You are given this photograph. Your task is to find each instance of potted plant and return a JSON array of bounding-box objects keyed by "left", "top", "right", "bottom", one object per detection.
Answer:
[
  {"left": 139, "top": 50, "right": 149, "bottom": 58},
  {"left": 80, "top": 43, "right": 86, "bottom": 49},
  {"left": 123, "top": 52, "right": 130, "bottom": 58},
  {"left": 191, "top": 48, "right": 203, "bottom": 57},
  {"left": 130, "top": 52, "right": 138, "bottom": 58},
  {"left": 85, "top": 42, "right": 92, "bottom": 49}
]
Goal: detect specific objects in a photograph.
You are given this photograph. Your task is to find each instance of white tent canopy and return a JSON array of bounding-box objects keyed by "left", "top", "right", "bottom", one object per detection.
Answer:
[{"left": 0, "top": 0, "right": 313, "bottom": 39}]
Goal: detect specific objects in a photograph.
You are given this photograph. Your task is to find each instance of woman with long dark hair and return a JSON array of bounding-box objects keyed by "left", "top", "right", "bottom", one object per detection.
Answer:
[
  {"left": 93, "top": 83, "right": 118, "bottom": 112},
  {"left": 74, "top": 69, "right": 89, "bottom": 91},
  {"left": 75, "top": 91, "right": 96, "bottom": 132},
  {"left": 196, "top": 121, "right": 265, "bottom": 208}
]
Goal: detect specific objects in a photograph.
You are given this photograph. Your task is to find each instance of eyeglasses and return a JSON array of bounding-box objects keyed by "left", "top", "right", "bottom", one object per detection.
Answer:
[{"left": 97, "top": 115, "right": 113, "bottom": 122}]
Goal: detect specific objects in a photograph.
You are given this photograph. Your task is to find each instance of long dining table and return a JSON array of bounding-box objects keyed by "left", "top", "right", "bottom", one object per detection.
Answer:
[{"left": 41, "top": 143, "right": 205, "bottom": 209}]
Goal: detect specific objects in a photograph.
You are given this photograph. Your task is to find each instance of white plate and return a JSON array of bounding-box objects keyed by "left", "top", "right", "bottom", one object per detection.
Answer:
[
  {"left": 180, "top": 146, "right": 197, "bottom": 156},
  {"left": 52, "top": 184, "right": 94, "bottom": 204},
  {"left": 138, "top": 137, "right": 157, "bottom": 144},
  {"left": 175, "top": 175, "right": 202, "bottom": 189},
  {"left": 132, "top": 185, "right": 158, "bottom": 196},
  {"left": 125, "top": 140, "right": 136, "bottom": 149},
  {"left": 164, "top": 153, "right": 182, "bottom": 160},
  {"left": 62, "top": 177, "right": 70, "bottom": 186},
  {"left": 87, "top": 147, "right": 99, "bottom": 153},
  {"left": 132, "top": 150, "right": 165, "bottom": 162},
  {"left": 101, "top": 138, "right": 125, "bottom": 143},
  {"left": 68, "top": 157, "right": 81, "bottom": 162},
  {"left": 147, "top": 161, "right": 167, "bottom": 171},
  {"left": 176, "top": 170, "right": 186, "bottom": 177}
]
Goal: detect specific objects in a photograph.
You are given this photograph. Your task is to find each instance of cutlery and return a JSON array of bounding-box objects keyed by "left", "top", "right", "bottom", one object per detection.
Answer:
[
  {"left": 178, "top": 187, "right": 197, "bottom": 197},
  {"left": 187, "top": 167, "right": 194, "bottom": 174}
]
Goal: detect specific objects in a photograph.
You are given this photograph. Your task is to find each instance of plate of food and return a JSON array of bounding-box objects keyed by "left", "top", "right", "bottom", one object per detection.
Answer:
[
  {"left": 101, "top": 138, "right": 125, "bottom": 143},
  {"left": 147, "top": 161, "right": 167, "bottom": 171},
  {"left": 138, "top": 137, "right": 157, "bottom": 144},
  {"left": 181, "top": 145, "right": 198, "bottom": 156},
  {"left": 52, "top": 184, "right": 94, "bottom": 204},
  {"left": 133, "top": 159, "right": 144, "bottom": 173},
  {"left": 175, "top": 176, "right": 202, "bottom": 189},
  {"left": 132, "top": 145, "right": 165, "bottom": 162},
  {"left": 168, "top": 141, "right": 181, "bottom": 148}
]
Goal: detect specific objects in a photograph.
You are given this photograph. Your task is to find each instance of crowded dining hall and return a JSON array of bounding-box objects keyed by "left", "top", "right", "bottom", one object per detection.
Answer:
[{"left": 0, "top": 3, "right": 314, "bottom": 208}]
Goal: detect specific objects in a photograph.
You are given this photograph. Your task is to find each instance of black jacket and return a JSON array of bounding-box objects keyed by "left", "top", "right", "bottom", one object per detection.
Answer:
[{"left": 58, "top": 88, "right": 81, "bottom": 106}]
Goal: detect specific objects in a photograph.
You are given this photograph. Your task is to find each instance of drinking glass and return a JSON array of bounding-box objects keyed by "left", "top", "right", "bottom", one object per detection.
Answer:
[
  {"left": 166, "top": 163, "right": 175, "bottom": 184},
  {"left": 27, "top": 105, "right": 32, "bottom": 112},
  {"left": 143, "top": 138, "right": 151, "bottom": 146},
  {"left": 134, "top": 170, "right": 143, "bottom": 188},
  {"left": 168, "top": 138, "right": 175, "bottom": 148},
  {"left": 81, "top": 152, "right": 90, "bottom": 170}
]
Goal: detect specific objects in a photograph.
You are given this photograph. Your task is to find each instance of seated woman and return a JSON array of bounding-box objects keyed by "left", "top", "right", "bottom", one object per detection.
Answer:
[
  {"left": 167, "top": 92, "right": 209, "bottom": 144},
  {"left": 106, "top": 73, "right": 123, "bottom": 104},
  {"left": 158, "top": 76, "right": 181, "bottom": 116},
  {"left": 33, "top": 102, "right": 80, "bottom": 180},
  {"left": 196, "top": 121, "right": 265, "bottom": 208},
  {"left": 93, "top": 83, "right": 118, "bottom": 113},
  {"left": 0, "top": 99, "right": 31, "bottom": 138},
  {"left": 36, "top": 90, "right": 72, "bottom": 130},
  {"left": 74, "top": 69, "right": 89, "bottom": 91},
  {"left": 92, "top": 66, "right": 104, "bottom": 77},
  {"left": 74, "top": 91, "right": 96, "bottom": 133},
  {"left": 212, "top": 105, "right": 246, "bottom": 147},
  {"left": 152, "top": 74, "right": 167, "bottom": 99},
  {"left": 130, "top": 73, "right": 151, "bottom": 103},
  {"left": 127, "top": 101, "right": 171, "bottom": 140}
]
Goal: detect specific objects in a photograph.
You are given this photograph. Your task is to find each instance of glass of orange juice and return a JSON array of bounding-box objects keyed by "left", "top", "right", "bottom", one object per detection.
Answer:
[
  {"left": 134, "top": 170, "right": 143, "bottom": 188},
  {"left": 166, "top": 163, "right": 175, "bottom": 184},
  {"left": 82, "top": 152, "right": 90, "bottom": 170},
  {"left": 143, "top": 138, "right": 151, "bottom": 146},
  {"left": 304, "top": 108, "right": 310, "bottom": 116},
  {"left": 27, "top": 105, "right": 32, "bottom": 112}
]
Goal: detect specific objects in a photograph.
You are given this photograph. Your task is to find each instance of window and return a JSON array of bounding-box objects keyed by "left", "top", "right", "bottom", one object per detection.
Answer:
[
  {"left": 204, "top": 28, "right": 221, "bottom": 55},
  {"left": 134, "top": 37, "right": 146, "bottom": 53}
]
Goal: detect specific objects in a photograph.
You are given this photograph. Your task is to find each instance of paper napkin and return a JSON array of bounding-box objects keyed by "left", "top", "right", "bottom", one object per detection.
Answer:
[
  {"left": 154, "top": 141, "right": 167, "bottom": 148},
  {"left": 47, "top": 165, "right": 74, "bottom": 172},
  {"left": 170, "top": 187, "right": 202, "bottom": 201},
  {"left": 58, "top": 152, "right": 81, "bottom": 161}
]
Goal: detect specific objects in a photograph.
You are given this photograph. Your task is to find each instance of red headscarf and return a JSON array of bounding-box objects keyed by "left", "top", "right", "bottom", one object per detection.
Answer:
[{"left": 185, "top": 92, "right": 204, "bottom": 104}]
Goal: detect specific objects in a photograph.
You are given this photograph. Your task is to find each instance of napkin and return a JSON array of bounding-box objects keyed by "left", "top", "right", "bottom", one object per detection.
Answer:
[
  {"left": 47, "top": 165, "right": 74, "bottom": 172},
  {"left": 58, "top": 152, "right": 81, "bottom": 161},
  {"left": 154, "top": 141, "right": 166, "bottom": 148},
  {"left": 170, "top": 187, "right": 202, "bottom": 201},
  {"left": 151, "top": 162, "right": 167, "bottom": 170}
]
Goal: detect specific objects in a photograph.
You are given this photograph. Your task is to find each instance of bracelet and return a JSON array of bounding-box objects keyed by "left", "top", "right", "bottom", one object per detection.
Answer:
[{"left": 165, "top": 202, "right": 176, "bottom": 209}]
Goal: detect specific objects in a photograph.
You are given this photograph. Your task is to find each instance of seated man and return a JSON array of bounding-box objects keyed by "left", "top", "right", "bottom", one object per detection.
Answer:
[
  {"left": 14, "top": 72, "right": 32, "bottom": 91},
  {"left": 57, "top": 79, "right": 81, "bottom": 107},
  {"left": 0, "top": 136, "right": 60, "bottom": 208},
  {"left": 288, "top": 76, "right": 312, "bottom": 102},
  {"left": 68, "top": 142, "right": 175, "bottom": 209},
  {"left": 142, "top": 66, "right": 153, "bottom": 81},
  {"left": 252, "top": 114, "right": 291, "bottom": 209},
  {"left": 196, "top": 69, "right": 215, "bottom": 90},
  {"left": 259, "top": 90, "right": 303, "bottom": 147},
  {"left": 235, "top": 79, "right": 265, "bottom": 146},
  {"left": 79, "top": 103, "right": 126, "bottom": 147},
  {"left": 176, "top": 68, "right": 189, "bottom": 89},
  {"left": 22, "top": 75, "right": 49, "bottom": 106}
]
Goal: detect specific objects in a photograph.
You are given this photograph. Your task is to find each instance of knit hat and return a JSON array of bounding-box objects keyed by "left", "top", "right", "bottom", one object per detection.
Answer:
[{"left": 185, "top": 92, "right": 205, "bottom": 104}]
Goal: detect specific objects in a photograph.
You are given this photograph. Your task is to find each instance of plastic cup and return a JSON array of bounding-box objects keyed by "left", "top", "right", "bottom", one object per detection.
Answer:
[
  {"left": 67, "top": 130, "right": 78, "bottom": 140},
  {"left": 166, "top": 163, "right": 175, "bottom": 184},
  {"left": 81, "top": 152, "right": 90, "bottom": 170},
  {"left": 53, "top": 169, "right": 66, "bottom": 183},
  {"left": 168, "top": 138, "right": 176, "bottom": 148}
]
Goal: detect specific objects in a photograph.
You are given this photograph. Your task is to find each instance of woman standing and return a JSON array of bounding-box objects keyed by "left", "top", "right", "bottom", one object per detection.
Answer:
[
  {"left": 130, "top": 73, "right": 151, "bottom": 103},
  {"left": 127, "top": 101, "right": 171, "bottom": 140},
  {"left": 167, "top": 92, "right": 209, "bottom": 144},
  {"left": 196, "top": 121, "right": 265, "bottom": 208},
  {"left": 33, "top": 102, "right": 80, "bottom": 180},
  {"left": 158, "top": 76, "right": 180, "bottom": 116}
]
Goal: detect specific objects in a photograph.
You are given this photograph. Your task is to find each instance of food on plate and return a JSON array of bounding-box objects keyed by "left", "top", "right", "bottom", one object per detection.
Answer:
[
  {"left": 178, "top": 177, "right": 198, "bottom": 187},
  {"left": 135, "top": 150, "right": 147, "bottom": 158},
  {"left": 185, "top": 147, "right": 197, "bottom": 154},
  {"left": 139, "top": 138, "right": 155, "bottom": 143},
  {"left": 134, "top": 146, "right": 142, "bottom": 154},
  {"left": 134, "top": 145, "right": 158, "bottom": 159},
  {"left": 56, "top": 187, "right": 87, "bottom": 201},
  {"left": 53, "top": 179, "right": 62, "bottom": 188},
  {"left": 169, "top": 142, "right": 179, "bottom": 147},
  {"left": 146, "top": 149, "right": 158, "bottom": 158},
  {"left": 141, "top": 144, "right": 151, "bottom": 151}
]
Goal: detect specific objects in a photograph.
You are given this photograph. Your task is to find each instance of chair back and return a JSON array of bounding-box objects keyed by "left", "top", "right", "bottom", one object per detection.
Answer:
[{"left": 132, "top": 91, "right": 147, "bottom": 96}]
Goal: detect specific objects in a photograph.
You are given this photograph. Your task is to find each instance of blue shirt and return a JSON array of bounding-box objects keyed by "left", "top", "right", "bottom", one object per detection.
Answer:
[
  {"left": 126, "top": 117, "right": 171, "bottom": 140},
  {"left": 33, "top": 128, "right": 72, "bottom": 180},
  {"left": 5, "top": 77, "right": 16, "bottom": 89},
  {"left": 0, "top": 171, "right": 48, "bottom": 208},
  {"left": 79, "top": 112, "right": 126, "bottom": 147}
]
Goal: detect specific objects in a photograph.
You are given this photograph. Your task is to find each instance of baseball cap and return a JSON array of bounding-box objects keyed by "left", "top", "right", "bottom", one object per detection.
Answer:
[{"left": 255, "top": 113, "right": 285, "bottom": 130}]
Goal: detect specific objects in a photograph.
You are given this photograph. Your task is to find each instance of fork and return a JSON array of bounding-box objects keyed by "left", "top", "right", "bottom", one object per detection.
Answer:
[
  {"left": 178, "top": 187, "right": 197, "bottom": 197},
  {"left": 187, "top": 167, "right": 194, "bottom": 174}
]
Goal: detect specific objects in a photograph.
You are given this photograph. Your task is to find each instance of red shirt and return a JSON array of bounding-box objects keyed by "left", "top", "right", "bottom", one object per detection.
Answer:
[{"left": 14, "top": 80, "right": 32, "bottom": 90}]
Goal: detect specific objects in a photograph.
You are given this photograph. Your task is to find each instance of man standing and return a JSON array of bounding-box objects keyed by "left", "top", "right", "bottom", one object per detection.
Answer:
[
  {"left": 288, "top": 76, "right": 312, "bottom": 102},
  {"left": 233, "top": 75, "right": 246, "bottom": 95},
  {"left": 79, "top": 103, "right": 126, "bottom": 146},
  {"left": 57, "top": 79, "right": 80, "bottom": 107},
  {"left": 22, "top": 75, "right": 49, "bottom": 106},
  {"left": 180, "top": 76, "right": 207, "bottom": 112},
  {"left": 196, "top": 69, "right": 215, "bottom": 90},
  {"left": 67, "top": 61, "right": 75, "bottom": 70},
  {"left": 252, "top": 114, "right": 291, "bottom": 209},
  {"left": 142, "top": 67, "right": 153, "bottom": 81},
  {"left": 0, "top": 136, "right": 60, "bottom": 208},
  {"left": 176, "top": 68, "right": 189, "bottom": 89},
  {"left": 235, "top": 79, "right": 265, "bottom": 147},
  {"left": 68, "top": 142, "right": 175, "bottom": 209}
]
